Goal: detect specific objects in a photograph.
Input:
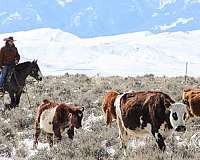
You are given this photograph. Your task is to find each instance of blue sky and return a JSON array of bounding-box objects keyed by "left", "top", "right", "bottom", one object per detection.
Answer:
[{"left": 0, "top": 0, "right": 200, "bottom": 37}]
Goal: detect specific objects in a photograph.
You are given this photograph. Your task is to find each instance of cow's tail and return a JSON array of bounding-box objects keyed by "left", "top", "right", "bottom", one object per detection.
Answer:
[
  {"left": 102, "top": 90, "right": 119, "bottom": 126},
  {"left": 33, "top": 99, "right": 51, "bottom": 149},
  {"left": 114, "top": 93, "right": 128, "bottom": 130}
]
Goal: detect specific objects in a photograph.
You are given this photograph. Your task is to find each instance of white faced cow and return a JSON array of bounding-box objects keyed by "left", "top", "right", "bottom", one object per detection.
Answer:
[{"left": 103, "top": 90, "right": 187, "bottom": 155}]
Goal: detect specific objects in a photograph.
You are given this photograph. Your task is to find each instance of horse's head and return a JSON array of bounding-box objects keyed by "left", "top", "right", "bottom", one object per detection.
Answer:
[{"left": 30, "top": 60, "right": 42, "bottom": 81}]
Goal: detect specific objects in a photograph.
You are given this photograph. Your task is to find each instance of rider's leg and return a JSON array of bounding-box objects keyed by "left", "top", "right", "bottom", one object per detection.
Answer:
[{"left": 0, "top": 66, "right": 8, "bottom": 89}]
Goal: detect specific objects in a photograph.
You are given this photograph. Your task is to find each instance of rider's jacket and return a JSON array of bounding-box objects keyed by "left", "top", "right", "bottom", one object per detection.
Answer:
[{"left": 0, "top": 44, "right": 20, "bottom": 67}]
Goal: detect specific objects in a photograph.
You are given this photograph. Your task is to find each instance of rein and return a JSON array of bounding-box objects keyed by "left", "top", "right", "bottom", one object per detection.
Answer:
[
  {"left": 24, "top": 83, "right": 32, "bottom": 108},
  {"left": 13, "top": 71, "right": 22, "bottom": 88}
]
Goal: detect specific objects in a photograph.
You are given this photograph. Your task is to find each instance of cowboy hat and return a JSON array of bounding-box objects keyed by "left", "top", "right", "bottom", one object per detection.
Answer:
[{"left": 3, "top": 36, "right": 16, "bottom": 42}]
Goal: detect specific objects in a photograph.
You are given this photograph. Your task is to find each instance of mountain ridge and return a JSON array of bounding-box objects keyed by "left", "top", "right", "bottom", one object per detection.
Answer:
[{"left": 0, "top": 28, "right": 199, "bottom": 76}]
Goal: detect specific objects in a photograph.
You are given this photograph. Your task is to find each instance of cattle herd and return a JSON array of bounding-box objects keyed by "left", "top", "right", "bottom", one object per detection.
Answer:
[{"left": 32, "top": 88, "right": 200, "bottom": 156}]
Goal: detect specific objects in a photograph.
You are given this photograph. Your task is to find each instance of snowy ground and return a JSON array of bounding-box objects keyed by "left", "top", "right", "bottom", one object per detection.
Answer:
[{"left": 0, "top": 28, "right": 200, "bottom": 76}]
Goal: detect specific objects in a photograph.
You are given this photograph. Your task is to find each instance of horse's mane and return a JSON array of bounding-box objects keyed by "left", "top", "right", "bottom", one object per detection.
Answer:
[{"left": 15, "top": 61, "right": 32, "bottom": 71}]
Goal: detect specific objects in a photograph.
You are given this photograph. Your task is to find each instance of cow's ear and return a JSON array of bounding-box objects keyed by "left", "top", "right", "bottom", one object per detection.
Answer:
[{"left": 81, "top": 107, "right": 84, "bottom": 112}]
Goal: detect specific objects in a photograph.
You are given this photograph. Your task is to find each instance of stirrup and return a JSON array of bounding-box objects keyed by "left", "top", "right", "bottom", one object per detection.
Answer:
[{"left": 0, "top": 92, "right": 4, "bottom": 97}]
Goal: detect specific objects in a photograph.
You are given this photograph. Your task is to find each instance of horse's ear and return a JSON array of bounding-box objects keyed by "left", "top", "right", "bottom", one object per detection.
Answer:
[{"left": 32, "top": 60, "right": 37, "bottom": 64}]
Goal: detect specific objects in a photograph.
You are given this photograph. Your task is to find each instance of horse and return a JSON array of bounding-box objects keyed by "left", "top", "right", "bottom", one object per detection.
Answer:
[{"left": 1, "top": 60, "right": 42, "bottom": 108}]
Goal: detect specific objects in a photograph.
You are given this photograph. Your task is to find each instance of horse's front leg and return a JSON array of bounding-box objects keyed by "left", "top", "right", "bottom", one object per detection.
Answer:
[
  {"left": 8, "top": 92, "right": 16, "bottom": 108},
  {"left": 15, "top": 91, "right": 22, "bottom": 107}
]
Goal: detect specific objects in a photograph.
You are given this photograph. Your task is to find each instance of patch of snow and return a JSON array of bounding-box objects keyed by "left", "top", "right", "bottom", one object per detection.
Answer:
[
  {"left": 4, "top": 119, "right": 10, "bottom": 123},
  {"left": 106, "top": 146, "right": 115, "bottom": 157},
  {"left": 21, "top": 138, "right": 49, "bottom": 158},
  {"left": 101, "top": 140, "right": 116, "bottom": 157},
  {"left": 159, "top": 0, "right": 177, "bottom": 9},
  {"left": 128, "top": 139, "right": 146, "bottom": 150},
  {"left": 1, "top": 12, "right": 23, "bottom": 25},
  {"left": 0, "top": 157, "right": 13, "bottom": 160},
  {"left": 189, "top": 132, "right": 200, "bottom": 149},
  {"left": 56, "top": 0, "right": 73, "bottom": 7},
  {"left": 159, "top": 17, "right": 194, "bottom": 31},
  {"left": 83, "top": 113, "right": 104, "bottom": 131}
]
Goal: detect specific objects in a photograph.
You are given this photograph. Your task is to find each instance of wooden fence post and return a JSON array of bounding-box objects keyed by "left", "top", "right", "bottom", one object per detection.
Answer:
[{"left": 184, "top": 62, "right": 188, "bottom": 83}]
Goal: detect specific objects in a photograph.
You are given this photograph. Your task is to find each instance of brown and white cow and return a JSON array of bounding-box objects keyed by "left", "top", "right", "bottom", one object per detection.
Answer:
[
  {"left": 33, "top": 99, "right": 84, "bottom": 149},
  {"left": 182, "top": 88, "right": 200, "bottom": 118},
  {"left": 103, "top": 91, "right": 187, "bottom": 155}
]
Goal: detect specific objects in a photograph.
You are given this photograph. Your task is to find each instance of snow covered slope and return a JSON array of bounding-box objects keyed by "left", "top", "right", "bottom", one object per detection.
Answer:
[{"left": 0, "top": 28, "right": 200, "bottom": 76}]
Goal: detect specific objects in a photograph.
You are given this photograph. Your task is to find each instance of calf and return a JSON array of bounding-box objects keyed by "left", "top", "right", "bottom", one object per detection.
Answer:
[
  {"left": 33, "top": 99, "right": 84, "bottom": 149},
  {"left": 103, "top": 91, "right": 187, "bottom": 155}
]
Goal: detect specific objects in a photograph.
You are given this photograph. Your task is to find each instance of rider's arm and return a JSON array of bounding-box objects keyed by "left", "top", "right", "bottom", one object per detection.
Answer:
[{"left": 15, "top": 47, "right": 20, "bottom": 63}]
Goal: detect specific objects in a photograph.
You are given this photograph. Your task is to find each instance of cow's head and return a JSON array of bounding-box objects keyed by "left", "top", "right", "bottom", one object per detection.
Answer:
[
  {"left": 169, "top": 103, "right": 187, "bottom": 132},
  {"left": 70, "top": 107, "right": 84, "bottom": 129}
]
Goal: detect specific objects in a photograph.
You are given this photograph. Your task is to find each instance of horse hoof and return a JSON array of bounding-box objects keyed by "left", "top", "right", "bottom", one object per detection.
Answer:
[
  {"left": 4, "top": 104, "right": 13, "bottom": 110},
  {"left": 5, "top": 104, "right": 10, "bottom": 108}
]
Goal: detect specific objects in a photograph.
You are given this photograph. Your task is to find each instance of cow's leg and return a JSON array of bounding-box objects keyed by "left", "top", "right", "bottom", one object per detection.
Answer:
[
  {"left": 152, "top": 129, "right": 166, "bottom": 151},
  {"left": 67, "top": 127, "right": 74, "bottom": 140},
  {"left": 117, "top": 118, "right": 128, "bottom": 156},
  {"left": 121, "top": 131, "right": 129, "bottom": 156},
  {"left": 106, "top": 110, "right": 110, "bottom": 126},
  {"left": 33, "top": 121, "right": 41, "bottom": 149},
  {"left": 53, "top": 126, "right": 62, "bottom": 144},
  {"left": 46, "top": 133, "right": 53, "bottom": 147}
]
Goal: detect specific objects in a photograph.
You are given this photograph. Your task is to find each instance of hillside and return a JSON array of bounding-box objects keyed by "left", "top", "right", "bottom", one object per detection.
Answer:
[
  {"left": 1, "top": 28, "right": 200, "bottom": 76},
  {"left": 1, "top": 74, "right": 200, "bottom": 159}
]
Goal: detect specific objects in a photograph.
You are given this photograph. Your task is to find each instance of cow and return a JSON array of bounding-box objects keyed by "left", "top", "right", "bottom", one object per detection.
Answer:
[
  {"left": 33, "top": 99, "right": 84, "bottom": 149},
  {"left": 182, "top": 88, "right": 200, "bottom": 118},
  {"left": 103, "top": 91, "right": 187, "bottom": 155},
  {"left": 102, "top": 90, "right": 120, "bottom": 126}
]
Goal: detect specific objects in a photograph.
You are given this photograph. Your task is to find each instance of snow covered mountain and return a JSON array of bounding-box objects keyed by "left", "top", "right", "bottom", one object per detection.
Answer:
[
  {"left": 0, "top": 28, "right": 199, "bottom": 76},
  {"left": 0, "top": 0, "right": 200, "bottom": 37}
]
